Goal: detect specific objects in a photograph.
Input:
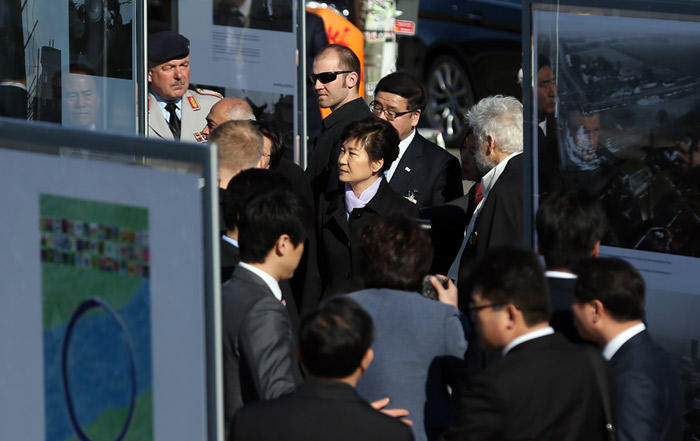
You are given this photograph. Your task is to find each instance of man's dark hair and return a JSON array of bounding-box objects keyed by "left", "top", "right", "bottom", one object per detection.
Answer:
[
  {"left": 374, "top": 72, "right": 426, "bottom": 112},
  {"left": 356, "top": 213, "right": 432, "bottom": 292},
  {"left": 341, "top": 116, "right": 399, "bottom": 173},
  {"left": 222, "top": 169, "right": 291, "bottom": 232},
  {"left": 536, "top": 191, "right": 607, "bottom": 270},
  {"left": 250, "top": 119, "right": 285, "bottom": 169},
  {"left": 573, "top": 257, "right": 645, "bottom": 322},
  {"left": 238, "top": 185, "right": 311, "bottom": 263},
  {"left": 317, "top": 44, "right": 361, "bottom": 90},
  {"left": 299, "top": 297, "right": 374, "bottom": 378},
  {"left": 538, "top": 55, "right": 551, "bottom": 72},
  {"left": 472, "top": 247, "right": 550, "bottom": 327}
]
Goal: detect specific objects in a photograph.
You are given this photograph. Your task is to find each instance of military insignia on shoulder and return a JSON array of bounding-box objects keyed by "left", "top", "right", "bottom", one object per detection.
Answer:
[
  {"left": 187, "top": 95, "right": 200, "bottom": 110},
  {"left": 195, "top": 88, "right": 224, "bottom": 99},
  {"left": 194, "top": 131, "right": 207, "bottom": 143}
]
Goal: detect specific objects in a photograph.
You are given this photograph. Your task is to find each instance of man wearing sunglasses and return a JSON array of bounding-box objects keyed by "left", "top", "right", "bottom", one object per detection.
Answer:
[
  {"left": 305, "top": 44, "right": 372, "bottom": 197},
  {"left": 372, "top": 72, "right": 463, "bottom": 209},
  {"left": 444, "top": 247, "right": 612, "bottom": 441}
]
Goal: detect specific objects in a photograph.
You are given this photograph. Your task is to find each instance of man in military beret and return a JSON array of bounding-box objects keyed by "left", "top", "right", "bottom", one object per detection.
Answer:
[{"left": 147, "top": 31, "right": 222, "bottom": 142}]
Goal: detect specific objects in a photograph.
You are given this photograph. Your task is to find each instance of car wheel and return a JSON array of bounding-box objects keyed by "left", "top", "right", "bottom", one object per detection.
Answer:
[{"left": 425, "top": 56, "right": 474, "bottom": 144}]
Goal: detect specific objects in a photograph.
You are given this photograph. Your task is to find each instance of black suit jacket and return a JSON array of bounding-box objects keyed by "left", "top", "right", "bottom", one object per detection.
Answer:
[
  {"left": 318, "top": 178, "right": 420, "bottom": 298},
  {"left": 388, "top": 132, "right": 463, "bottom": 209},
  {"left": 221, "top": 266, "right": 302, "bottom": 440},
  {"left": 272, "top": 158, "right": 323, "bottom": 315},
  {"left": 547, "top": 275, "right": 586, "bottom": 344},
  {"left": 609, "top": 330, "right": 684, "bottom": 441},
  {"left": 445, "top": 333, "right": 611, "bottom": 441},
  {"left": 220, "top": 238, "right": 301, "bottom": 336},
  {"left": 230, "top": 379, "right": 414, "bottom": 441},
  {"left": 458, "top": 154, "right": 523, "bottom": 291},
  {"left": 306, "top": 97, "right": 372, "bottom": 198}
]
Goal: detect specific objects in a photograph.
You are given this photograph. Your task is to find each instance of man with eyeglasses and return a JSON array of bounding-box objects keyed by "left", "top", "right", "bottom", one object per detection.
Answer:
[
  {"left": 371, "top": 72, "right": 462, "bottom": 208},
  {"left": 443, "top": 246, "right": 612, "bottom": 441},
  {"left": 305, "top": 44, "right": 372, "bottom": 197}
]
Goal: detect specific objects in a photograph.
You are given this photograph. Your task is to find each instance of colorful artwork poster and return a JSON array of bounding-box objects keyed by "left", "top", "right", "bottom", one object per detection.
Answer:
[{"left": 40, "top": 194, "right": 152, "bottom": 441}]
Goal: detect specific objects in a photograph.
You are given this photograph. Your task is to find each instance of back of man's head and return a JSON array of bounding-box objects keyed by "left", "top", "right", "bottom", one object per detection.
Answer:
[
  {"left": 374, "top": 72, "right": 426, "bottom": 112},
  {"left": 299, "top": 297, "right": 374, "bottom": 379},
  {"left": 472, "top": 246, "right": 550, "bottom": 327},
  {"left": 238, "top": 186, "right": 311, "bottom": 264},
  {"left": 218, "top": 97, "right": 256, "bottom": 121},
  {"left": 222, "top": 169, "right": 291, "bottom": 232},
  {"left": 574, "top": 257, "right": 645, "bottom": 322},
  {"left": 356, "top": 213, "right": 433, "bottom": 292},
  {"left": 536, "top": 191, "right": 607, "bottom": 270},
  {"left": 209, "top": 120, "right": 264, "bottom": 174},
  {"left": 467, "top": 95, "right": 523, "bottom": 155},
  {"left": 316, "top": 44, "right": 361, "bottom": 91}
]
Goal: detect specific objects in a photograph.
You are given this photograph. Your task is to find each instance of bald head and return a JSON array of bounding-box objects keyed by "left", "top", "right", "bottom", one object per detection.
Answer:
[{"left": 203, "top": 98, "right": 255, "bottom": 136}]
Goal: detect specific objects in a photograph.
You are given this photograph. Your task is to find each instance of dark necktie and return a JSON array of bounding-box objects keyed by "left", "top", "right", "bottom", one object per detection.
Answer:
[{"left": 165, "top": 102, "right": 180, "bottom": 139}]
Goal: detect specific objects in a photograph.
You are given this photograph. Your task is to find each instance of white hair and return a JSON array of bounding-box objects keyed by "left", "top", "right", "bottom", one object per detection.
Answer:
[{"left": 466, "top": 95, "right": 523, "bottom": 155}]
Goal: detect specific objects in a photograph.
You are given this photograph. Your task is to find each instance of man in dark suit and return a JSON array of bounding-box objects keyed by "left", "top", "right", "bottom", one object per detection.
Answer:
[
  {"left": 306, "top": 44, "right": 372, "bottom": 197},
  {"left": 573, "top": 257, "right": 684, "bottom": 441},
  {"left": 230, "top": 296, "right": 414, "bottom": 441},
  {"left": 447, "top": 96, "right": 524, "bottom": 287},
  {"left": 372, "top": 72, "right": 463, "bottom": 208},
  {"left": 537, "top": 55, "right": 564, "bottom": 195},
  {"left": 536, "top": 190, "right": 606, "bottom": 343},
  {"left": 221, "top": 186, "right": 311, "bottom": 440},
  {"left": 444, "top": 247, "right": 611, "bottom": 441},
  {"left": 213, "top": 0, "right": 293, "bottom": 32},
  {"left": 220, "top": 170, "right": 301, "bottom": 332}
]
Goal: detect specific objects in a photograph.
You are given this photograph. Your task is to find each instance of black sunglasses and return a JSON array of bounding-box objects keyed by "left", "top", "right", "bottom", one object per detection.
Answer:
[{"left": 309, "top": 70, "right": 353, "bottom": 84}]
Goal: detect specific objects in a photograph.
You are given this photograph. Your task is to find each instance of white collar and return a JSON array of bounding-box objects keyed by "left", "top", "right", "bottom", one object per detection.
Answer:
[
  {"left": 222, "top": 235, "right": 239, "bottom": 248},
  {"left": 545, "top": 270, "right": 577, "bottom": 279},
  {"left": 602, "top": 322, "right": 646, "bottom": 360},
  {"left": 480, "top": 151, "right": 521, "bottom": 199},
  {"left": 502, "top": 326, "right": 554, "bottom": 356},
  {"left": 238, "top": 262, "right": 283, "bottom": 302},
  {"left": 539, "top": 119, "right": 547, "bottom": 136},
  {"left": 385, "top": 129, "right": 416, "bottom": 182}
]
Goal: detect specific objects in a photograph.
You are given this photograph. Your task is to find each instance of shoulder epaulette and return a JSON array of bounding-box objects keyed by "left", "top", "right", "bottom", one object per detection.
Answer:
[{"left": 194, "top": 88, "right": 223, "bottom": 99}]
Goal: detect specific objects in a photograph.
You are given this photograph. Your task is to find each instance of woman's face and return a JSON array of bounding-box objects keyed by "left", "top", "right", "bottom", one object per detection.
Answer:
[{"left": 338, "top": 138, "right": 383, "bottom": 188}]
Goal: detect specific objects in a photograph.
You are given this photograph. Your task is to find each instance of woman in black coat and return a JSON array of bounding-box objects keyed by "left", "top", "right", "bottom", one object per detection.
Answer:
[{"left": 317, "top": 116, "right": 420, "bottom": 298}]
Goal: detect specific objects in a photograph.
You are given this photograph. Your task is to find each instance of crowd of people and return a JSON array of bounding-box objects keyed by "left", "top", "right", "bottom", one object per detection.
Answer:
[{"left": 144, "top": 31, "right": 685, "bottom": 440}]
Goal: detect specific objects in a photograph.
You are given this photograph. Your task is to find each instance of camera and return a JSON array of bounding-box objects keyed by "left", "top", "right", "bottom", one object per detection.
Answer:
[{"left": 421, "top": 275, "right": 450, "bottom": 301}]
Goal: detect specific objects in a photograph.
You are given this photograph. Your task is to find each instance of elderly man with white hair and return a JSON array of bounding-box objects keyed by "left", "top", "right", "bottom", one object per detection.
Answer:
[{"left": 448, "top": 95, "right": 524, "bottom": 284}]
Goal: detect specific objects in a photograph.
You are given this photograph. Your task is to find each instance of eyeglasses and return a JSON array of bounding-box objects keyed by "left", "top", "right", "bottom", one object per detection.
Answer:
[
  {"left": 468, "top": 302, "right": 507, "bottom": 315},
  {"left": 369, "top": 101, "right": 415, "bottom": 121},
  {"left": 309, "top": 70, "right": 353, "bottom": 84}
]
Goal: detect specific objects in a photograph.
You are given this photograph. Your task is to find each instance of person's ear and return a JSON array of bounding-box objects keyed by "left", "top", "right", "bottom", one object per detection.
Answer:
[
  {"left": 360, "top": 348, "right": 374, "bottom": 372},
  {"left": 591, "top": 241, "right": 601, "bottom": 257},
  {"left": 485, "top": 135, "right": 496, "bottom": 157},
  {"left": 410, "top": 109, "right": 421, "bottom": 128},
  {"left": 346, "top": 71, "right": 359, "bottom": 90},
  {"left": 147, "top": 68, "right": 153, "bottom": 83},
  {"left": 275, "top": 234, "right": 291, "bottom": 257},
  {"left": 371, "top": 158, "right": 384, "bottom": 174},
  {"left": 505, "top": 303, "right": 519, "bottom": 330},
  {"left": 591, "top": 299, "right": 605, "bottom": 323}
]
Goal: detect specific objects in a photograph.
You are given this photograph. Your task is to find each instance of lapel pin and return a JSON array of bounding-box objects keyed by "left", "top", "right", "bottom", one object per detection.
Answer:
[{"left": 405, "top": 166, "right": 411, "bottom": 172}]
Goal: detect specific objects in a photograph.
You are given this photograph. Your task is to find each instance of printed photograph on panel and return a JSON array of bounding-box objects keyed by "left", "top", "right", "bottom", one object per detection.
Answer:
[
  {"left": 40, "top": 194, "right": 152, "bottom": 441},
  {"left": 68, "top": 0, "right": 133, "bottom": 79},
  {"left": 212, "top": 0, "right": 293, "bottom": 33},
  {"left": 535, "top": 10, "right": 700, "bottom": 257}
]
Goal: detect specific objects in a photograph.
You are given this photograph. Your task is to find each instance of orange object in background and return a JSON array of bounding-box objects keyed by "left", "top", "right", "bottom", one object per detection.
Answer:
[{"left": 307, "top": 7, "right": 365, "bottom": 119}]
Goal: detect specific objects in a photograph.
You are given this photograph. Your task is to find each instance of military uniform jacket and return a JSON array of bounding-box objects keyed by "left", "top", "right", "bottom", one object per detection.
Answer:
[
  {"left": 317, "top": 178, "right": 420, "bottom": 298},
  {"left": 148, "top": 88, "right": 221, "bottom": 143}
]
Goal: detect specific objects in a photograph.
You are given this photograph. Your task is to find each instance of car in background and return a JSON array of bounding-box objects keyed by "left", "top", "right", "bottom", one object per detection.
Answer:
[{"left": 397, "top": 0, "right": 523, "bottom": 146}]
